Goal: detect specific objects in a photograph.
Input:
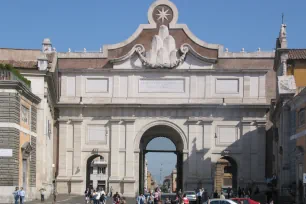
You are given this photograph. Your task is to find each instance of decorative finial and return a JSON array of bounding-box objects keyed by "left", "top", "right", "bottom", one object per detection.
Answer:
[
  {"left": 225, "top": 48, "right": 229, "bottom": 52},
  {"left": 68, "top": 48, "right": 71, "bottom": 53},
  {"left": 83, "top": 48, "right": 87, "bottom": 53},
  {"left": 52, "top": 47, "right": 56, "bottom": 52},
  {"left": 241, "top": 48, "right": 245, "bottom": 53},
  {"left": 99, "top": 48, "right": 102, "bottom": 53},
  {"left": 282, "top": 13, "right": 284, "bottom": 24},
  {"left": 257, "top": 48, "right": 261, "bottom": 52}
]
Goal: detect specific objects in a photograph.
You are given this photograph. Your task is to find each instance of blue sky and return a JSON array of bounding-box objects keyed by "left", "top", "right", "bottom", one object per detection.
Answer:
[
  {"left": 0, "top": 0, "right": 305, "bottom": 52},
  {"left": 146, "top": 138, "right": 176, "bottom": 185}
]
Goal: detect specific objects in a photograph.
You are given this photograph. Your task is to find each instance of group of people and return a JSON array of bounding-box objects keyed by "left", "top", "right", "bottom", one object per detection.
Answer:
[
  {"left": 136, "top": 188, "right": 189, "bottom": 204},
  {"left": 84, "top": 188, "right": 127, "bottom": 204},
  {"left": 12, "top": 187, "right": 26, "bottom": 204},
  {"left": 84, "top": 188, "right": 108, "bottom": 204}
]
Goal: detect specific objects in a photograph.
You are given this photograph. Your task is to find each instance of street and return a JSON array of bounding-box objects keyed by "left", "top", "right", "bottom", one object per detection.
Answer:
[{"left": 25, "top": 194, "right": 135, "bottom": 204}]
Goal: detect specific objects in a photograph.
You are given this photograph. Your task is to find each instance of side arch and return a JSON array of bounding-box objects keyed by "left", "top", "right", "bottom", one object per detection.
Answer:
[{"left": 134, "top": 120, "right": 188, "bottom": 152}]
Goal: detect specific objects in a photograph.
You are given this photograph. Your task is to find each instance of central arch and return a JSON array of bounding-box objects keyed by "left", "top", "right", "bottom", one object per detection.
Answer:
[{"left": 137, "top": 121, "right": 187, "bottom": 194}]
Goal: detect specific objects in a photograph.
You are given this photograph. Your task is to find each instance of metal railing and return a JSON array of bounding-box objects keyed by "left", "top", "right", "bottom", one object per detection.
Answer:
[{"left": 0, "top": 69, "right": 31, "bottom": 89}]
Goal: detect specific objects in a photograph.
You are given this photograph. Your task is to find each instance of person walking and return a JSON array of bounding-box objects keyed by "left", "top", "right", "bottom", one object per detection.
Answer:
[
  {"left": 39, "top": 188, "right": 46, "bottom": 202},
  {"left": 85, "top": 188, "right": 90, "bottom": 204},
  {"left": 136, "top": 193, "right": 146, "bottom": 204},
  {"left": 238, "top": 187, "right": 242, "bottom": 198},
  {"left": 19, "top": 187, "right": 25, "bottom": 204},
  {"left": 113, "top": 192, "right": 120, "bottom": 204},
  {"left": 202, "top": 189, "right": 208, "bottom": 203},
  {"left": 182, "top": 194, "right": 189, "bottom": 204},
  {"left": 109, "top": 186, "right": 113, "bottom": 197},
  {"left": 13, "top": 187, "right": 20, "bottom": 204},
  {"left": 213, "top": 190, "right": 218, "bottom": 198},
  {"left": 220, "top": 192, "right": 225, "bottom": 199},
  {"left": 196, "top": 189, "right": 202, "bottom": 204}
]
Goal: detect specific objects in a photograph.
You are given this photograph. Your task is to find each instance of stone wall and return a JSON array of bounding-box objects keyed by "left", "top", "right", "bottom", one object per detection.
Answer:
[
  {"left": 29, "top": 136, "right": 36, "bottom": 187},
  {"left": 31, "top": 106, "right": 37, "bottom": 133},
  {"left": 0, "top": 128, "right": 20, "bottom": 186},
  {"left": 0, "top": 92, "right": 20, "bottom": 124}
]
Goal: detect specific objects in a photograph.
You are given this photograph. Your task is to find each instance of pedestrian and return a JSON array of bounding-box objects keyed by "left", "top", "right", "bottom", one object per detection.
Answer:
[
  {"left": 113, "top": 192, "right": 120, "bottom": 204},
  {"left": 196, "top": 189, "right": 202, "bottom": 204},
  {"left": 110, "top": 186, "right": 113, "bottom": 197},
  {"left": 39, "top": 188, "right": 46, "bottom": 202},
  {"left": 100, "top": 193, "right": 106, "bottom": 204},
  {"left": 220, "top": 192, "right": 225, "bottom": 199},
  {"left": 91, "top": 190, "right": 98, "bottom": 204},
  {"left": 85, "top": 188, "right": 90, "bottom": 204},
  {"left": 255, "top": 186, "right": 259, "bottom": 195},
  {"left": 19, "top": 187, "right": 25, "bottom": 204},
  {"left": 182, "top": 194, "right": 189, "bottom": 204},
  {"left": 213, "top": 190, "right": 218, "bottom": 198},
  {"left": 154, "top": 188, "right": 160, "bottom": 204},
  {"left": 241, "top": 188, "right": 245, "bottom": 198},
  {"left": 136, "top": 193, "right": 146, "bottom": 204},
  {"left": 238, "top": 187, "right": 242, "bottom": 198},
  {"left": 227, "top": 187, "right": 231, "bottom": 199},
  {"left": 202, "top": 189, "right": 208, "bottom": 203},
  {"left": 13, "top": 187, "right": 20, "bottom": 204}
]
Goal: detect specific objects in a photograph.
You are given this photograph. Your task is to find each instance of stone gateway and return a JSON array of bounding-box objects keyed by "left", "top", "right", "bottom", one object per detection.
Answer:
[{"left": 55, "top": 0, "right": 275, "bottom": 196}]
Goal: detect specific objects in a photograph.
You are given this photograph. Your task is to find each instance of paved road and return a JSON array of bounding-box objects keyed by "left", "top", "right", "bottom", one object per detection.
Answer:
[{"left": 26, "top": 194, "right": 135, "bottom": 204}]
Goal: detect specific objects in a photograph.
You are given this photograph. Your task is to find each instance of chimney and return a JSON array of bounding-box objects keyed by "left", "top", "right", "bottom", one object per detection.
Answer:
[{"left": 42, "top": 38, "right": 52, "bottom": 53}]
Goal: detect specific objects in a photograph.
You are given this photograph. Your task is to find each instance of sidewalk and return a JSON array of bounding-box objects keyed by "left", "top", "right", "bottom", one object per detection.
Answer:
[{"left": 25, "top": 194, "right": 82, "bottom": 204}]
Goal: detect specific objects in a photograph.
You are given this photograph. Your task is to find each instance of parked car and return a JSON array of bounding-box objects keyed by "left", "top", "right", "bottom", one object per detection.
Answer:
[
  {"left": 207, "top": 199, "right": 237, "bottom": 204},
  {"left": 231, "top": 198, "right": 260, "bottom": 204},
  {"left": 184, "top": 191, "right": 196, "bottom": 203}
]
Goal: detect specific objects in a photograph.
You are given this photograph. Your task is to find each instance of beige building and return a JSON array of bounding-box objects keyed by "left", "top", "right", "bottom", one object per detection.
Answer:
[{"left": 0, "top": 0, "right": 277, "bottom": 199}]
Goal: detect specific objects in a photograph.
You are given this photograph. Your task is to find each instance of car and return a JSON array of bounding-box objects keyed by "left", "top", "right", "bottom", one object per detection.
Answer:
[
  {"left": 231, "top": 198, "right": 260, "bottom": 204},
  {"left": 184, "top": 191, "right": 196, "bottom": 203},
  {"left": 206, "top": 199, "right": 238, "bottom": 204}
]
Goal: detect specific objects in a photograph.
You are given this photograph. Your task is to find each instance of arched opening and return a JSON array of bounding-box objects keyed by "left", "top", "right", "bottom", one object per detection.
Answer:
[
  {"left": 138, "top": 125, "right": 184, "bottom": 194},
  {"left": 86, "top": 155, "right": 108, "bottom": 191},
  {"left": 214, "top": 156, "right": 238, "bottom": 198}
]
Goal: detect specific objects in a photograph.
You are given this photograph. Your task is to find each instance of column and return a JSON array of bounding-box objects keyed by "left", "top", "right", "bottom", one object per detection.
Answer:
[
  {"left": 109, "top": 119, "right": 120, "bottom": 180},
  {"left": 72, "top": 119, "right": 82, "bottom": 177},
  {"left": 123, "top": 119, "right": 136, "bottom": 197},
  {"left": 256, "top": 121, "right": 266, "bottom": 182},
  {"left": 241, "top": 121, "right": 252, "bottom": 184},
  {"left": 58, "top": 119, "right": 68, "bottom": 177},
  {"left": 203, "top": 120, "right": 213, "bottom": 179}
]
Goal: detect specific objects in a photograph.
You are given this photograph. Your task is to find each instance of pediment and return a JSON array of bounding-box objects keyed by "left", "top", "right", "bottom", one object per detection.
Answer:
[{"left": 106, "top": 0, "right": 222, "bottom": 69}]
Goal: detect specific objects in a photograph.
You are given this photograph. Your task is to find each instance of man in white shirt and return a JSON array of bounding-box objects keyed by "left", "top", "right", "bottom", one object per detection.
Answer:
[
  {"left": 19, "top": 187, "right": 26, "bottom": 204},
  {"left": 220, "top": 192, "right": 225, "bottom": 199}
]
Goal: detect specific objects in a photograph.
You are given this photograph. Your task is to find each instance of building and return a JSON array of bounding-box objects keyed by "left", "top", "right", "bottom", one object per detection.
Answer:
[
  {"left": 270, "top": 23, "right": 306, "bottom": 203},
  {"left": 147, "top": 171, "right": 156, "bottom": 193},
  {"left": 171, "top": 169, "right": 177, "bottom": 193},
  {"left": 290, "top": 87, "right": 306, "bottom": 204},
  {"left": 0, "top": 0, "right": 277, "bottom": 198},
  {"left": 55, "top": 0, "right": 275, "bottom": 196},
  {"left": 0, "top": 64, "right": 40, "bottom": 202},
  {"left": 88, "top": 156, "right": 108, "bottom": 191},
  {"left": 0, "top": 42, "right": 58, "bottom": 202}
]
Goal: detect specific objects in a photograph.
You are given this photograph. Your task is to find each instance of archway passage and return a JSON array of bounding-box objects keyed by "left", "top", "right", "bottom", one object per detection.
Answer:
[
  {"left": 139, "top": 125, "right": 184, "bottom": 194},
  {"left": 86, "top": 155, "right": 108, "bottom": 191},
  {"left": 214, "top": 156, "right": 238, "bottom": 198}
]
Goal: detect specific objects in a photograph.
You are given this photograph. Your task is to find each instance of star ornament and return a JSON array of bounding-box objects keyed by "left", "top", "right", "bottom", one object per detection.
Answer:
[{"left": 156, "top": 7, "right": 171, "bottom": 23}]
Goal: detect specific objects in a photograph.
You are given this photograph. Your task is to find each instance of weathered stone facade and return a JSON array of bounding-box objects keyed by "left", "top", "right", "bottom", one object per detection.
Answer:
[{"left": 0, "top": 81, "right": 40, "bottom": 203}]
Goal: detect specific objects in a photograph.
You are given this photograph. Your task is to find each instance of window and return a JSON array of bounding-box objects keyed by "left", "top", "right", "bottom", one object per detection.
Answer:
[
  {"left": 21, "top": 105, "right": 30, "bottom": 124},
  {"left": 98, "top": 167, "right": 106, "bottom": 174},
  {"left": 102, "top": 167, "right": 106, "bottom": 174},
  {"left": 298, "top": 109, "right": 305, "bottom": 127}
]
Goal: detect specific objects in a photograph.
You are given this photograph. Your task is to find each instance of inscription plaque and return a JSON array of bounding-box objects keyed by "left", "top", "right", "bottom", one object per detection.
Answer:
[
  {"left": 0, "top": 149, "right": 13, "bottom": 157},
  {"left": 139, "top": 79, "right": 185, "bottom": 93}
]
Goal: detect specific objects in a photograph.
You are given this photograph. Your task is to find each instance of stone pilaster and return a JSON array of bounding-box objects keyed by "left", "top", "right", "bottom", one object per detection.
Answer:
[
  {"left": 72, "top": 119, "right": 83, "bottom": 177},
  {"left": 109, "top": 119, "right": 121, "bottom": 192},
  {"left": 57, "top": 119, "right": 68, "bottom": 177},
  {"left": 123, "top": 119, "right": 136, "bottom": 197},
  {"left": 241, "top": 120, "right": 252, "bottom": 184}
]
